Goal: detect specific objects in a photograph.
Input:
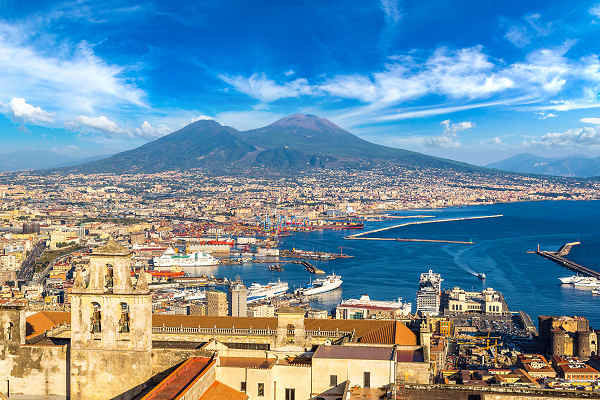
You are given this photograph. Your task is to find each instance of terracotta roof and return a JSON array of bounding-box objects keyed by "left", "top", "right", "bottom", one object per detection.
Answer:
[
  {"left": 199, "top": 381, "right": 248, "bottom": 400},
  {"left": 26, "top": 311, "right": 70, "bottom": 340},
  {"left": 313, "top": 345, "right": 394, "bottom": 361},
  {"left": 142, "top": 357, "right": 213, "bottom": 400},
  {"left": 357, "top": 321, "right": 417, "bottom": 346}
]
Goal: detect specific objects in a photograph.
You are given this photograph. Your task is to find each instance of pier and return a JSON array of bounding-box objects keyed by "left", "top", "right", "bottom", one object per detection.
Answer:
[
  {"left": 535, "top": 242, "right": 600, "bottom": 279},
  {"left": 345, "top": 214, "right": 503, "bottom": 243}
]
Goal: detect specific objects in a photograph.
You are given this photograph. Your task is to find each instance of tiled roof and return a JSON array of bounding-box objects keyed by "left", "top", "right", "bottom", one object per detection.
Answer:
[
  {"left": 357, "top": 321, "right": 417, "bottom": 346},
  {"left": 142, "top": 357, "right": 213, "bottom": 400},
  {"left": 199, "top": 381, "right": 248, "bottom": 400},
  {"left": 313, "top": 345, "right": 394, "bottom": 361},
  {"left": 26, "top": 311, "right": 70, "bottom": 340},
  {"left": 152, "top": 315, "right": 277, "bottom": 330}
]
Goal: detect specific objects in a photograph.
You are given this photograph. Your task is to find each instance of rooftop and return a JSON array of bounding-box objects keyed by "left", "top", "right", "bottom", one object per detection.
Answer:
[{"left": 313, "top": 345, "right": 394, "bottom": 361}]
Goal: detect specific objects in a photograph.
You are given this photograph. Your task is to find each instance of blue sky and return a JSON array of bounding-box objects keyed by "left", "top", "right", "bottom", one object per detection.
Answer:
[{"left": 2, "top": 0, "right": 600, "bottom": 164}]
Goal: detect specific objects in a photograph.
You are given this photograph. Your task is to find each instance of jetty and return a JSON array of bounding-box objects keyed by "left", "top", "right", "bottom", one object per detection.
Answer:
[
  {"left": 345, "top": 214, "right": 503, "bottom": 243},
  {"left": 535, "top": 242, "right": 600, "bottom": 279}
]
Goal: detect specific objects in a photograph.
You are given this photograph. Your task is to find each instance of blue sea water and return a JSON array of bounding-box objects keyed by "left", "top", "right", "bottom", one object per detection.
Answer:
[{"left": 191, "top": 201, "right": 600, "bottom": 327}]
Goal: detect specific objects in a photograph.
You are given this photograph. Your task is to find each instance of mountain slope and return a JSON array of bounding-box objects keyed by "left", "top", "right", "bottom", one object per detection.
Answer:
[
  {"left": 487, "top": 153, "right": 600, "bottom": 178},
  {"left": 56, "top": 114, "right": 484, "bottom": 175}
]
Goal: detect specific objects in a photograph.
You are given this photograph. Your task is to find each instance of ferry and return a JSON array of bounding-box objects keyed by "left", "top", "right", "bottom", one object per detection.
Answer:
[
  {"left": 153, "top": 247, "right": 218, "bottom": 267},
  {"left": 295, "top": 274, "right": 342, "bottom": 296},
  {"left": 247, "top": 280, "right": 289, "bottom": 303}
]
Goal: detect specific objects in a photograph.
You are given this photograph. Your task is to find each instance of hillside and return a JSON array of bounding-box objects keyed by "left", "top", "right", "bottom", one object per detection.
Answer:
[{"left": 56, "top": 114, "right": 483, "bottom": 175}]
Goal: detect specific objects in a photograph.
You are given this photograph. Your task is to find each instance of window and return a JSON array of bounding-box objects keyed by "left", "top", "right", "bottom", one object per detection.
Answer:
[
  {"left": 330, "top": 375, "right": 337, "bottom": 387},
  {"left": 91, "top": 302, "right": 102, "bottom": 333},
  {"left": 285, "top": 388, "right": 295, "bottom": 400},
  {"left": 5, "top": 322, "right": 13, "bottom": 340},
  {"left": 363, "top": 371, "right": 370, "bottom": 388},
  {"left": 257, "top": 382, "right": 264, "bottom": 396},
  {"left": 119, "top": 303, "right": 130, "bottom": 333},
  {"left": 240, "top": 381, "right": 246, "bottom": 392}
]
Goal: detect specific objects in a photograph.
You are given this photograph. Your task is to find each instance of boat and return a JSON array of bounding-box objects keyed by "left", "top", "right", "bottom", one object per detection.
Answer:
[
  {"left": 573, "top": 277, "right": 600, "bottom": 288},
  {"left": 153, "top": 247, "right": 218, "bottom": 267},
  {"left": 268, "top": 264, "right": 283, "bottom": 271},
  {"left": 475, "top": 272, "right": 486, "bottom": 280},
  {"left": 593, "top": 288, "right": 600, "bottom": 295},
  {"left": 247, "top": 280, "right": 289, "bottom": 303},
  {"left": 295, "top": 274, "right": 343, "bottom": 296},
  {"left": 558, "top": 275, "right": 586, "bottom": 284}
]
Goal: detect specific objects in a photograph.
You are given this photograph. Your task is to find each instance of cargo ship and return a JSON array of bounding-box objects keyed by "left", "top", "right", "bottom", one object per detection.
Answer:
[
  {"left": 247, "top": 280, "right": 289, "bottom": 303},
  {"left": 153, "top": 247, "right": 218, "bottom": 267},
  {"left": 295, "top": 274, "right": 342, "bottom": 296}
]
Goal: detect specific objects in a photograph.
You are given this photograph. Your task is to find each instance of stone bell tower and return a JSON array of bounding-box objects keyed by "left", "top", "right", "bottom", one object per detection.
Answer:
[{"left": 70, "top": 239, "right": 152, "bottom": 400}]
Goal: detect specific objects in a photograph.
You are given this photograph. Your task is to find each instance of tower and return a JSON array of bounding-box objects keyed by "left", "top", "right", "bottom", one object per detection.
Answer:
[
  {"left": 228, "top": 283, "right": 247, "bottom": 317},
  {"left": 207, "top": 290, "right": 228, "bottom": 316},
  {"left": 70, "top": 239, "right": 152, "bottom": 400}
]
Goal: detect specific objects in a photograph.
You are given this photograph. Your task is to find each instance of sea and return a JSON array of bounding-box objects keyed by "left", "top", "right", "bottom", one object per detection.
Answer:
[{"left": 187, "top": 200, "right": 600, "bottom": 327}]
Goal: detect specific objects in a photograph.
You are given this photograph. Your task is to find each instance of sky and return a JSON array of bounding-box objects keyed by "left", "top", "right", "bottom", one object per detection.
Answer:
[{"left": 1, "top": 0, "right": 600, "bottom": 165}]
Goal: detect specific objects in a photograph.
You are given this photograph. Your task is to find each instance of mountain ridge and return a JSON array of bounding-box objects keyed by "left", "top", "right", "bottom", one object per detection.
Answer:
[
  {"left": 52, "top": 114, "right": 485, "bottom": 175},
  {"left": 487, "top": 153, "right": 600, "bottom": 178}
]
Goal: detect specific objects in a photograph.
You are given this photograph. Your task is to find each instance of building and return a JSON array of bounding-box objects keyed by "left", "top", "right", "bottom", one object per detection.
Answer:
[
  {"left": 0, "top": 240, "right": 430, "bottom": 399},
  {"left": 207, "top": 290, "right": 228, "bottom": 317},
  {"left": 552, "top": 356, "right": 600, "bottom": 382},
  {"left": 335, "top": 294, "right": 411, "bottom": 320},
  {"left": 247, "top": 303, "right": 275, "bottom": 317},
  {"left": 416, "top": 270, "right": 442, "bottom": 316},
  {"left": 443, "top": 287, "right": 505, "bottom": 315},
  {"left": 518, "top": 354, "right": 557, "bottom": 379},
  {"left": 228, "top": 283, "right": 247, "bottom": 317},
  {"left": 538, "top": 315, "right": 598, "bottom": 359}
]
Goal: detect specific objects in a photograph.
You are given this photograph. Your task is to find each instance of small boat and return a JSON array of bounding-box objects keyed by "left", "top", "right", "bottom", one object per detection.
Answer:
[
  {"left": 475, "top": 272, "right": 486, "bottom": 280},
  {"left": 592, "top": 288, "right": 600, "bottom": 295},
  {"left": 268, "top": 264, "right": 283, "bottom": 272}
]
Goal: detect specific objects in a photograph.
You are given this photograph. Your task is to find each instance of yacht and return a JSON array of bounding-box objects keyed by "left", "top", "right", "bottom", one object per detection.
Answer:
[
  {"left": 558, "top": 275, "right": 586, "bottom": 284},
  {"left": 295, "top": 274, "right": 342, "bottom": 296},
  {"left": 247, "top": 280, "right": 289, "bottom": 303},
  {"left": 573, "top": 277, "right": 600, "bottom": 288}
]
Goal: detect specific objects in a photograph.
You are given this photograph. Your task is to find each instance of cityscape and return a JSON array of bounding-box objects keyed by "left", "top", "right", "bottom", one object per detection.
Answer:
[{"left": 2, "top": 1, "right": 600, "bottom": 399}]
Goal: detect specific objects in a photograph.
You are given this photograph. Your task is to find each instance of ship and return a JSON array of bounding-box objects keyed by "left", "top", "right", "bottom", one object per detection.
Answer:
[
  {"left": 573, "top": 277, "right": 600, "bottom": 288},
  {"left": 558, "top": 275, "right": 586, "bottom": 284},
  {"left": 246, "top": 280, "right": 289, "bottom": 303},
  {"left": 474, "top": 272, "right": 486, "bottom": 280},
  {"left": 153, "top": 247, "right": 218, "bottom": 267},
  {"left": 295, "top": 274, "right": 342, "bottom": 296}
]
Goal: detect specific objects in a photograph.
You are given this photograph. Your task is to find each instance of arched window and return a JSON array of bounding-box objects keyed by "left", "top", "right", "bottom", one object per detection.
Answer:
[
  {"left": 105, "top": 264, "right": 114, "bottom": 291},
  {"left": 91, "top": 302, "right": 102, "bottom": 333},
  {"left": 119, "top": 303, "right": 130, "bottom": 333}
]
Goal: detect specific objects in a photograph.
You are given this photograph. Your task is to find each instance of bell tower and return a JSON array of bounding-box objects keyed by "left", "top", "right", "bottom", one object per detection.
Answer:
[{"left": 70, "top": 239, "right": 152, "bottom": 400}]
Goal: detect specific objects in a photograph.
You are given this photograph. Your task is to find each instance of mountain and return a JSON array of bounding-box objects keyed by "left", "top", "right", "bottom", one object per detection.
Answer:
[
  {"left": 0, "top": 150, "right": 108, "bottom": 172},
  {"left": 487, "top": 153, "right": 600, "bottom": 178},
  {"left": 55, "top": 114, "right": 482, "bottom": 175}
]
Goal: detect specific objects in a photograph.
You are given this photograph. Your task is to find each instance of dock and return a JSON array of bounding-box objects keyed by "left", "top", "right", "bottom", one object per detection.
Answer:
[
  {"left": 346, "top": 237, "right": 474, "bottom": 244},
  {"left": 535, "top": 242, "right": 600, "bottom": 279},
  {"left": 345, "top": 214, "right": 503, "bottom": 239}
]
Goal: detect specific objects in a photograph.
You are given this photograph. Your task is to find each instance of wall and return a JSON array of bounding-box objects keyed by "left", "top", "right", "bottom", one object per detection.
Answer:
[
  {"left": 312, "top": 358, "right": 394, "bottom": 394},
  {"left": 396, "top": 362, "right": 430, "bottom": 384}
]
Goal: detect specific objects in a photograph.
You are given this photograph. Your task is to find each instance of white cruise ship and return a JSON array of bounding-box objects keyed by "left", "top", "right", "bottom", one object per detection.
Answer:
[
  {"left": 295, "top": 274, "right": 342, "bottom": 296},
  {"left": 247, "top": 280, "right": 289, "bottom": 303},
  {"left": 153, "top": 247, "right": 218, "bottom": 267}
]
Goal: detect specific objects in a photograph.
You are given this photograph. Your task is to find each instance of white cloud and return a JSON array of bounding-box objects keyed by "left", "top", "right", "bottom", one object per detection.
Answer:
[
  {"left": 590, "top": 5, "right": 600, "bottom": 18},
  {"left": 214, "top": 110, "right": 285, "bottom": 130},
  {"left": 379, "top": 0, "right": 402, "bottom": 24},
  {"left": 135, "top": 121, "right": 171, "bottom": 138},
  {"left": 8, "top": 97, "right": 53, "bottom": 124},
  {"left": 525, "top": 127, "right": 600, "bottom": 148},
  {"left": 505, "top": 26, "right": 530, "bottom": 48},
  {"left": 581, "top": 117, "right": 600, "bottom": 124},
  {"left": 0, "top": 20, "right": 145, "bottom": 126},
  {"left": 73, "top": 115, "right": 125, "bottom": 134},
  {"left": 536, "top": 112, "right": 557, "bottom": 119},
  {"left": 426, "top": 119, "right": 474, "bottom": 148},
  {"left": 284, "top": 69, "right": 295, "bottom": 76},
  {"left": 490, "top": 137, "right": 503, "bottom": 145},
  {"left": 218, "top": 73, "right": 313, "bottom": 102}
]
